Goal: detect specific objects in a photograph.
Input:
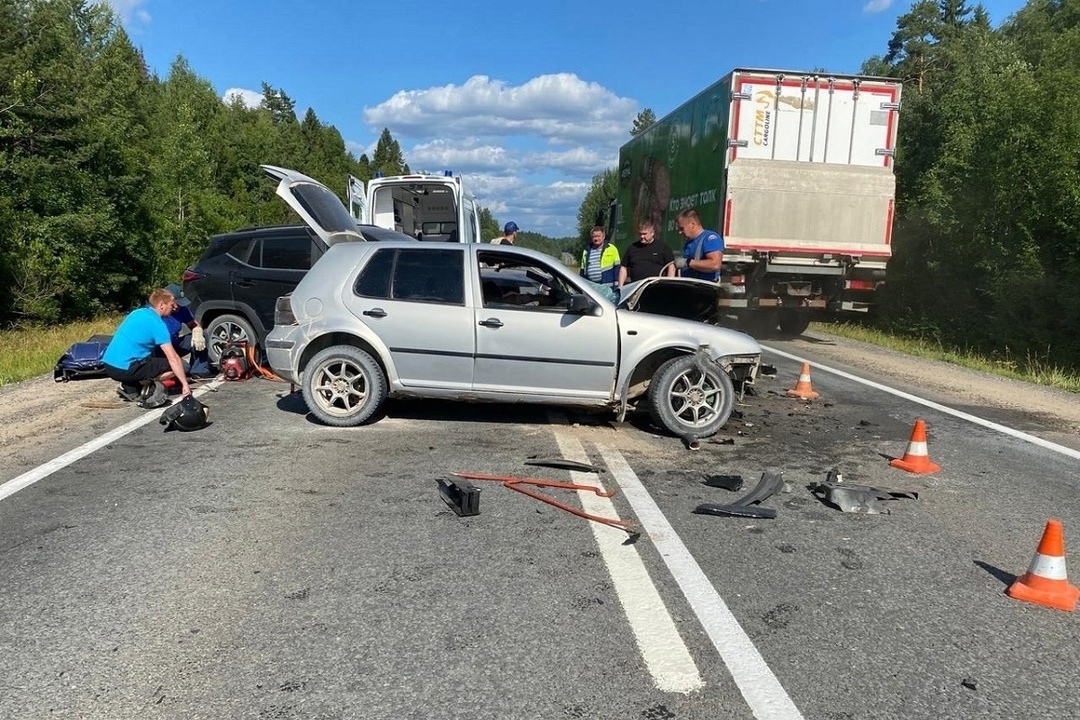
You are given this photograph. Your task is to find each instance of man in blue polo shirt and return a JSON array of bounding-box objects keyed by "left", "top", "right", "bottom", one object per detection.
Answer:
[
  {"left": 103, "top": 287, "right": 192, "bottom": 406},
  {"left": 673, "top": 208, "right": 724, "bottom": 282}
]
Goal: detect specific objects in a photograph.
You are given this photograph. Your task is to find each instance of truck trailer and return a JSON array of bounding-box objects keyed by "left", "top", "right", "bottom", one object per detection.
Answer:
[{"left": 612, "top": 68, "right": 902, "bottom": 336}]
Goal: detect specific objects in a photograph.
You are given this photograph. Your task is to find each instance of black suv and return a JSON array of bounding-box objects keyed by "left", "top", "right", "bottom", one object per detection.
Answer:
[{"left": 182, "top": 223, "right": 414, "bottom": 365}]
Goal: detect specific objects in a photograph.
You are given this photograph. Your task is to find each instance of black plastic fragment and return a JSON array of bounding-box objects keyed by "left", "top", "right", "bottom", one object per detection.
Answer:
[
  {"left": 703, "top": 474, "right": 744, "bottom": 491},
  {"left": 437, "top": 478, "right": 481, "bottom": 517},
  {"left": 524, "top": 458, "right": 604, "bottom": 474},
  {"left": 693, "top": 470, "right": 784, "bottom": 519},
  {"left": 693, "top": 504, "right": 777, "bottom": 519}
]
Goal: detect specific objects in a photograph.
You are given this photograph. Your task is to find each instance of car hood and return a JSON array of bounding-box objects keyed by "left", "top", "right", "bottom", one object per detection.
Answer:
[
  {"left": 261, "top": 165, "right": 365, "bottom": 246},
  {"left": 617, "top": 277, "right": 725, "bottom": 324}
]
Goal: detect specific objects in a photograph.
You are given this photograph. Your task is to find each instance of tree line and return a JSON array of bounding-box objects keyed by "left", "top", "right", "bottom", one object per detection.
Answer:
[
  {"left": 864, "top": 0, "right": 1080, "bottom": 373},
  {"left": 0, "top": 0, "right": 574, "bottom": 328}
]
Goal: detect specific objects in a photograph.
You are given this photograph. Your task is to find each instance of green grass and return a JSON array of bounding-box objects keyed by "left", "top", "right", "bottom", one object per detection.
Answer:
[
  {"left": 0, "top": 315, "right": 123, "bottom": 387},
  {"left": 817, "top": 322, "right": 1080, "bottom": 394}
]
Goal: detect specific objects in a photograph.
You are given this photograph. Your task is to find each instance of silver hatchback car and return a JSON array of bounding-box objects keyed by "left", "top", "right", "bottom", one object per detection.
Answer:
[{"left": 267, "top": 246, "right": 762, "bottom": 438}]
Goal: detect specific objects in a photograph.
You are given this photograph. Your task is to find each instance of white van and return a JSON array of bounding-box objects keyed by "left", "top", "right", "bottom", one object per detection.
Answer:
[{"left": 347, "top": 172, "right": 482, "bottom": 243}]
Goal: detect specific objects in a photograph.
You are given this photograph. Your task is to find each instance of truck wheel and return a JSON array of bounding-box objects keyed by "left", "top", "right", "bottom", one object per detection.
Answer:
[
  {"left": 206, "top": 313, "right": 256, "bottom": 366},
  {"left": 745, "top": 311, "right": 779, "bottom": 337},
  {"left": 647, "top": 355, "right": 735, "bottom": 438},
  {"left": 302, "top": 345, "right": 387, "bottom": 427},
  {"left": 778, "top": 310, "right": 811, "bottom": 337}
]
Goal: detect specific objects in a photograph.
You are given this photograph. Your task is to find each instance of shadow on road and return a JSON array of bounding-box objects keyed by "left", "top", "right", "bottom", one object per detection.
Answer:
[{"left": 974, "top": 559, "right": 1016, "bottom": 588}]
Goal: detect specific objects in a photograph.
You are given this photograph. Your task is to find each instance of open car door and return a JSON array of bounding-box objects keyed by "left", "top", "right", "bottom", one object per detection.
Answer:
[{"left": 347, "top": 175, "right": 369, "bottom": 224}]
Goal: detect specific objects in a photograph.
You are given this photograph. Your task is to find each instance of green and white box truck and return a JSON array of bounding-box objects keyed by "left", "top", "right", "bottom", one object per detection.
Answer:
[{"left": 612, "top": 68, "right": 902, "bottom": 335}]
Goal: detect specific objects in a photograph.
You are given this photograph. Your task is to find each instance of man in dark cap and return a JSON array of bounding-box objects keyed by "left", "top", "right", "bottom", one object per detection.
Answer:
[{"left": 490, "top": 221, "right": 519, "bottom": 245}]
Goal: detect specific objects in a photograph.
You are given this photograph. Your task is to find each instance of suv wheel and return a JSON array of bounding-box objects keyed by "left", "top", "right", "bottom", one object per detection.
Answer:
[
  {"left": 647, "top": 355, "right": 734, "bottom": 438},
  {"left": 302, "top": 346, "right": 387, "bottom": 427},
  {"left": 206, "top": 314, "right": 256, "bottom": 366}
]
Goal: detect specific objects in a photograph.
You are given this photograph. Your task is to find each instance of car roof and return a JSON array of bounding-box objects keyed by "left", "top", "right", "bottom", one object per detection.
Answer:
[{"left": 356, "top": 224, "right": 418, "bottom": 242}]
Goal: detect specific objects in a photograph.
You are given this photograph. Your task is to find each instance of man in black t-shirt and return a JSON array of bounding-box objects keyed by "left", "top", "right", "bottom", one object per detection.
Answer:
[{"left": 617, "top": 219, "right": 676, "bottom": 287}]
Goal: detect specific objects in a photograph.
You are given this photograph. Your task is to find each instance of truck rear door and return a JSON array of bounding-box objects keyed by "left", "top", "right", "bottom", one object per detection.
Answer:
[{"left": 725, "top": 71, "right": 901, "bottom": 261}]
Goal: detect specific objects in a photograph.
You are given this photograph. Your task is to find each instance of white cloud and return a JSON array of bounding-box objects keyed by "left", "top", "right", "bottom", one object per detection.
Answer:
[
  {"left": 99, "top": 0, "right": 151, "bottom": 26},
  {"left": 863, "top": 0, "right": 893, "bottom": 12},
  {"left": 222, "top": 87, "right": 263, "bottom": 110},
  {"left": 356, "top": 73, "right": 637, "bottom": 236},
  {"left": 363, "top": 73, "right": 636, "bottom": 145}
]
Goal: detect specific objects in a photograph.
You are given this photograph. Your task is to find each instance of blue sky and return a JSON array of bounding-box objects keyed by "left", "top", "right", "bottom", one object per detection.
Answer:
[{"left": 105, "top": 0, "right": 1027, "bottom": 238}]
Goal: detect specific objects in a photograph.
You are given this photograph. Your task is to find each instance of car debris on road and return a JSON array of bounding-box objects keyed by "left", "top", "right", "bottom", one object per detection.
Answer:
[
  {"left": 693, "top": 469, "right": 785, "bottom": 519},
  {"left": 808, "top": 467, "right": 919, "bottom": 514}
]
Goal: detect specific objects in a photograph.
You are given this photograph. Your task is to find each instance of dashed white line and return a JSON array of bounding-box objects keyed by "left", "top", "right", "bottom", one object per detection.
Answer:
[
  {"left": 597, "top": 446, "right": 805, "bottom": 720},
  {"left": 552, "top": 428, "right": 704, "bottom": 694}
]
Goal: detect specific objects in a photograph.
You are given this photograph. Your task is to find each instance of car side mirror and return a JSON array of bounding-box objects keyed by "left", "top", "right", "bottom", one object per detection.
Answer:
[{"left": 566, "top": 294, "right": 596, "bottom": 314}]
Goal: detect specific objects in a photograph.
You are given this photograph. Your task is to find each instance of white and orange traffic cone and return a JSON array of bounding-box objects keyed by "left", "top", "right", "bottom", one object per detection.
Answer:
[
  {"left": 889, "top": 418, "right": 941, "bottom": 474},
  {"left": 785, "top": 362, "right": 819, "bottom": 400},
  {"left": 1007, "top": 519, "right": 1079, "bottom": 612}
]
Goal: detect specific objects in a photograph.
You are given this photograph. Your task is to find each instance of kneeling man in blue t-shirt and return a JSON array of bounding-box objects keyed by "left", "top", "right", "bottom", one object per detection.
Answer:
[{"left": 103, "top": 287, "right": 192, "bottom": 405}]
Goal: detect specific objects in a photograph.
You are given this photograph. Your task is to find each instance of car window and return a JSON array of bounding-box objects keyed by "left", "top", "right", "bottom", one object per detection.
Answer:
[
  {"left": 225, "top": 238, "right": 254, "bottom": 264},
  {"left": 355, "top": 248, "right": 395, "bottom": 299},
  {"left": 290, "top": 182, "right": 360, "bottom": 234},
  {"left": 258, "top": 236, "right": 314, "bottom": 270},
  {"left": 391, "top": 248, "right": 464, "bottom": 305},
  {"left": 478, "top": 251, "right": 578, "bottom": 311}
]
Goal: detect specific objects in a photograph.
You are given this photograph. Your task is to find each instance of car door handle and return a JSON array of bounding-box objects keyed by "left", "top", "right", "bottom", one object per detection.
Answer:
[
  {"left": 478, "top": 318, "right": 503, "bottom": 328},
  {"left": 362, "top": 308, "right": 387, "bottom": 318},
  {"left": 233, "top": 280, "right": 254, "bottom": 288}
]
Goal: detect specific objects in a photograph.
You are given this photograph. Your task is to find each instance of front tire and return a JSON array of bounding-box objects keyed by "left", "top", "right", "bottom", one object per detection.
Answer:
[
  {"left": 206, "top": 313, "right": 256, "bottom": 366},
  {"left": 647, "top": 355, "right": 735, "bottom": 438},
  {"left": 301, "top": 345, "right": 387, "bottom": 427}
]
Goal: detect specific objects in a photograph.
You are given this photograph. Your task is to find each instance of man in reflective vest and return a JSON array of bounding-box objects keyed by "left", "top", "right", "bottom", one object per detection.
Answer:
[{"left": 579, "top": 226, "right": 621, "bottom": 291}]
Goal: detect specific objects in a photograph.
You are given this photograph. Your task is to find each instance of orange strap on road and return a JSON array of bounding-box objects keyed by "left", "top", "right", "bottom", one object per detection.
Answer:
[{"left": 245, "top": 344, "right": 285, "bottom": 382}]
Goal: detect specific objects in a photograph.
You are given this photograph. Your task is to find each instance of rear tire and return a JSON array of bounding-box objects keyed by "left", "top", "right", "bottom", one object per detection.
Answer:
[
  {"left": 647, "top": 355, "right": 735, "bottom": 438},
  {"left": 205, "top": 313, "right": 256, "bottom": 366},
  {"left": 301, "top": 345, "right": 387, "bottom": 427}
]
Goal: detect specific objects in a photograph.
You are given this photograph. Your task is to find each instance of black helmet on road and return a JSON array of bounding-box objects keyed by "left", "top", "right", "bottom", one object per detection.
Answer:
[{"left": 159, "top": 395, "right": 210, "bottom": 432}]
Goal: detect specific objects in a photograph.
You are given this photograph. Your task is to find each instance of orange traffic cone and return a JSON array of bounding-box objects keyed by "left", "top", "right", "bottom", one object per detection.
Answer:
[
  {"left": 785, "top": 363, "right": 819, "bottom": 400},
  {"left": 889, "top": 419, "right": 941, "bottom": 474},
  {"left": 1007, "top": 519, "right": 1079, "bottom": 612}
]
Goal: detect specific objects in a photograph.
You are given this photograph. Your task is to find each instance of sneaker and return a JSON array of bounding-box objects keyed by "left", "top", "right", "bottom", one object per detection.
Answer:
[
  {"left": 137, "top": 379, "right": 169, "bottom": 409},
  {"left": 117, "top": 384, "right": 140, "bottom": 402}
]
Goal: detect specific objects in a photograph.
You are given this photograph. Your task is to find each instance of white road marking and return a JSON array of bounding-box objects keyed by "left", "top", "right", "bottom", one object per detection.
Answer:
[
  {"left": 552, "top": 428, "right": 704, "bottom": 694},
  {"left": 598, "top": 446, "right": 806, "bottom": 720},
  {"left": 761, "top": 345, "right": 1080, "bottom": 461},
  {"left": 0, "top": 384, "right": 222, "bottom": 503}
]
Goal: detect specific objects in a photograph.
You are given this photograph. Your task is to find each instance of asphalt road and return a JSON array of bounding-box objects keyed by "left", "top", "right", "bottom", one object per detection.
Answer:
[{"left": 1, "top": 335, "right": 1078, "bottom": 720}]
